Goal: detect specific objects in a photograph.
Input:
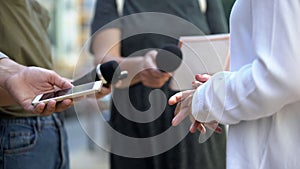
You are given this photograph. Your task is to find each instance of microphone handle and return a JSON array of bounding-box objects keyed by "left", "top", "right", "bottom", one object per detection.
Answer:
[{"left": 72, "top": 68, "right": 100, "bottom": 86}]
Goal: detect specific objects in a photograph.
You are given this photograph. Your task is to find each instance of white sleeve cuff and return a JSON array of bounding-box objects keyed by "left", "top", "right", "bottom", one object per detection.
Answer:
[
  {"left": 192, "top": 81, "right": 208, "bottom": 122},
  {"left": 191, "top": 72, "right": 228, "bottom": 123},
  {"left": 0, "top": 52, "right": 9, "bottom": 60}
]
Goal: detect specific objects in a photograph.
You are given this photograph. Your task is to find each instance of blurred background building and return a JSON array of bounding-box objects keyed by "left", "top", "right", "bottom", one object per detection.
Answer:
[
  {"left": 36, "top": 1, "right": 109, "bottom": 169},
  {"left": 37, "top": 0, "right": 96, "bottom": 78},
  {"left": 37, "top": 0, "right": 235, "bottom": 79}
]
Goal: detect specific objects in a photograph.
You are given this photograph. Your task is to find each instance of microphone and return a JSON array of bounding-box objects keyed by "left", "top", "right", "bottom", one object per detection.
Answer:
[
  {"left": 155, "top": 44, "right": 183, "bottom": 72},
  {"left": 72, "top": 60, "right": 128, "bottom": 87}
]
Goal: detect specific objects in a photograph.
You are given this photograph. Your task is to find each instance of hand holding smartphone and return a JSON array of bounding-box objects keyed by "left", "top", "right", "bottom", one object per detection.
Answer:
[{"left": 32, "top": 81, "right": 102, "bottom": 106}]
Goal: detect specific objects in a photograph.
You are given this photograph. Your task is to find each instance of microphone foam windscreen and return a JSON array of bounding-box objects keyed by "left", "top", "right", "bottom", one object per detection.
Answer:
[
  {"left": 156, "top": 44, "right": 183, "bottom": 72},
  {"left": 100, "top": 60, "right": 121, "bottom": 84}
]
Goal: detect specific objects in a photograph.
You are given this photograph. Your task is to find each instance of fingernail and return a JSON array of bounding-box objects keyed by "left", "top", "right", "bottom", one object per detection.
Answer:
[{"left": 215, "top": 127, "right": 222, "bottom": 134}]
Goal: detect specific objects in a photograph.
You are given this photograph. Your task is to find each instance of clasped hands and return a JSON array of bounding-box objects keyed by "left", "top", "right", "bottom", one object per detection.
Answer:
[{"left": 168, "top": 74, "right": 222, "bottom": 134}]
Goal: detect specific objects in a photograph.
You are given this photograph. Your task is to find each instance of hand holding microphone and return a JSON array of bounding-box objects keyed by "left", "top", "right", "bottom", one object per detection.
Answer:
[
  {"left": 139, "top": 44, "right": 183, "bottom": 88},
  {"left": 155, "top": 44, "right": 183, "bottom": 72}
]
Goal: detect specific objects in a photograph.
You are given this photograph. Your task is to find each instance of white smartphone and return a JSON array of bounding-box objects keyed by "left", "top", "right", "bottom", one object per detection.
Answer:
[{"left": 32, "top": 81, "right": 103, "bottom": 106}]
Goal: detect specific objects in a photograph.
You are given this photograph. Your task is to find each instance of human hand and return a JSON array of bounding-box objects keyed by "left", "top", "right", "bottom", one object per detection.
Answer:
[
  {"left": 168, "top": 89, "right": 222, "bottom": 134},
  {"left": 168, "top": 89, "right": 195, "bottom": 126},
  {"left": 139, "top": 50, "right": 171, "bottom": 88},
  {"left": 5, "top": 66, "right": 73, "bottom": 115},
  {"left": 191, "top": 74, "right": 211, "bottom": 88},
  {"left": 195, "top": 73, "right": 211, "bottom": 82},
  {"left": 168, "top": 73, "right": 222, "bottom": 134},
  {"left": 169, "top": 74, "right": 211, "bottom": 124},
  {"left": 94, "top": 85, "right": 111, "bottom": 99}
]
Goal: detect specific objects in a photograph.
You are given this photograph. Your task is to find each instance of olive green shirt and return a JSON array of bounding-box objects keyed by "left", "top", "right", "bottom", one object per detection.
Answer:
[{"left": 0, "top": 0, "right": 53, "bottom": 117}]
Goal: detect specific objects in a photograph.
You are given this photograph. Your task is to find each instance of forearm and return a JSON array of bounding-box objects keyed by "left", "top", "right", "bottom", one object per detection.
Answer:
[
  {"left": 0, "top": 57, "right": 26, "bottom": 106},
  {"left": 92, "top": 28, "right": 144, "bottom": 88}
]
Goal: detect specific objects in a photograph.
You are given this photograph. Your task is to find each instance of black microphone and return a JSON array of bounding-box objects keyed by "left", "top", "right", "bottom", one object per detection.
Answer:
[
  {"left": 155, "top": 44, "right": 183, "bottom": 72},
  {"left": 72, "top": 60, "right": 128, "bottom": 87}
]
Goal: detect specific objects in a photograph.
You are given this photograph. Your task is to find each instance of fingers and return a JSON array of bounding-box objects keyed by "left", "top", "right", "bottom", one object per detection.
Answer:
[
  {"left": 213, "top": 126, "right": 223, "bottom": 134},
  {"left": 189, "top": 121, "right": 200, "bottom": 133},
  {"left": 197, "top": 124, "right": 207, "bottom": 134},
  {"left": 149, "top": 69, "right": 171, "bottom": 79},
  {"left": 143, "top": 50, "right": 158, "bottom": 70},
  {"left": 168, "top": 90, "right": 194, "bottom": 105},
  {"left": 145, "top": 50, "right": 158, "bottom": 60},
  {"left": 205, "top": 122, "right": 223, "bottom": 134},
  {"left": 189, "top": 121, "right": 206, "bottom": 134},
  {"left": 28, "top": 102, "right": 46, "bottom": 114},
  {"left": 168, "top": 92, "right": 183, "bottom": 105},
  {"left": 50, "top": 71, "right": 73, "bottom": 89},
  {"left": 172, "top": 102, "right": 192, "bottom": 126},
  {"left": 189, "top": 121, "right": 223, "bottom": 134},
  {"left": 95, "top": 87, "right": 111, "bottom": 99},
  {"left": 101, "top": 87, "right": 111, "bottom": 95},
  {"left": 33, "top": 99, "right": 73, "bottom": 116},
  {"left": 195, "top": 74, "right": 211, "bottom": 83},
  {"left": 169, "top": 90, "right": 194, "bottom": 126},
  {"left": 140, "top": 69, "right": 170, "bottom": 88},
  {"left": 54, "top": 99, "right": 73, "bottom": 112},
  {"left": 172, "top": 102, "right": 187, "bottom": 126},
  {"left": 140, "top": 50, "right": 171, "bottom": 88},
  {"left": 40, "top": 100, "right": 57, "bottom": 116}
]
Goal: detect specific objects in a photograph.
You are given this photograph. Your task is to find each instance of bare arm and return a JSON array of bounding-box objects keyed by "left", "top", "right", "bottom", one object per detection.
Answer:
[
  {"left": 0, "top": 87, "right": 17, "bottom": 106},
  {"left": 0, "top": 56, "right": 24, "bottom": 87},
  {"left": 92, "top": 28, "right": 143, "bottom": 87},
  {"left": 0, "top": 57, "right": 23, "bottom": 106}
]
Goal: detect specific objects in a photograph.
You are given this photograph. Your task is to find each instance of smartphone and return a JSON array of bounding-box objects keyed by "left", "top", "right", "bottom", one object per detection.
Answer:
[{"left": 32, "top": 81, "right": 102, "bottom": 106}]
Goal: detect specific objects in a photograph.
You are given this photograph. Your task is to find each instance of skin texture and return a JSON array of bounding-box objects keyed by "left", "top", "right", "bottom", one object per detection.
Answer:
[
  {"left": 168, "top": 74, "right": 222, "bottom": 134},
  {"left": 0, "top": 57, "right": 112, "bottom": 115},
  {"left": 168, "top": 54, "right": 230, "bottom": 133},
  {"left": 0, "top": 58, "right": 73, "bottom": 115}
]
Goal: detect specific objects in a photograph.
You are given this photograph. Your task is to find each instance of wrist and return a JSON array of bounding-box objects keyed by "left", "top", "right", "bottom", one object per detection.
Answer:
[
  {"left": 192, "top": 83, "right": 208, "bottom": 122},
  {"left": 115, "top": 56, "right": 144, "bottom": 87},
  {"left": 0, "top": 57, "right": 25, "bottom": 89}
]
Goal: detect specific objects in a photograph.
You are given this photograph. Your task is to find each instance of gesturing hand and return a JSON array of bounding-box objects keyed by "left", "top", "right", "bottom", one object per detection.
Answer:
[{"left": 168, "top": 74, "right": 222, "bottom": 134}]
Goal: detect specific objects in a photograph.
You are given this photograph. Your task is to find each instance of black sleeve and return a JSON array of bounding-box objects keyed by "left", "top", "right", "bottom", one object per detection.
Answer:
[
  {"left": 205, "top": 0, "right": 228, "bottom": 34},
  {"left": 91, "top": 0, "right": 120, "bottom": 36}
]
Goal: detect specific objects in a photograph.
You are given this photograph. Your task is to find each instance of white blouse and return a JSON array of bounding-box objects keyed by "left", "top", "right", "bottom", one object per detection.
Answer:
[{"left": 192, "top": 0, "right": 300, "bottom": 168}]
